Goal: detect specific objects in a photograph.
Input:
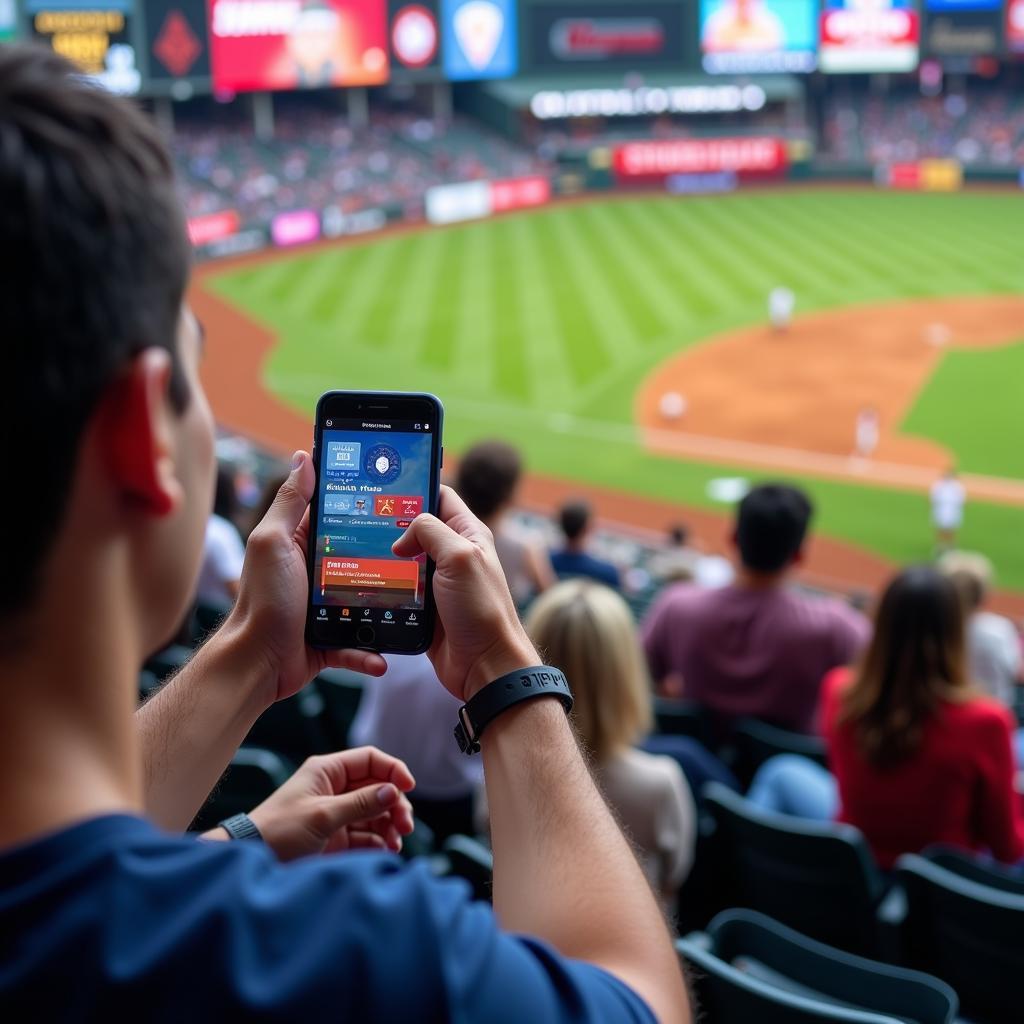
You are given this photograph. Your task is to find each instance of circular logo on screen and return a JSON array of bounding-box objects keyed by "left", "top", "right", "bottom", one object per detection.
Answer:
[
  {"left": 392, "top": 5, "right": 438, "bottom": 68},
  {"left": 364, "top": 444, "right": 402, "bottom": 485}
]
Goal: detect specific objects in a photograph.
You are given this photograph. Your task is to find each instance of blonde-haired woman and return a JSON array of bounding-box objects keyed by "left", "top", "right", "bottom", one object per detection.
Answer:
[{"left": 513, "top": 580, "right": 696, "bottom": 912}]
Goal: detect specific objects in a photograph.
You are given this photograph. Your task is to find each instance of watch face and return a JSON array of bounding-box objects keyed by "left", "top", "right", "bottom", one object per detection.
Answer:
[{"left": 364, "top": 443, "right": 402, "bottom": 485}]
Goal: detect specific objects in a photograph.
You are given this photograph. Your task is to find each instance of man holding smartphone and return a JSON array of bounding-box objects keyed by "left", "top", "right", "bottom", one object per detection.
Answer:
[{"left": 0, "top": 46, "right": 688, "bottom": 1023}]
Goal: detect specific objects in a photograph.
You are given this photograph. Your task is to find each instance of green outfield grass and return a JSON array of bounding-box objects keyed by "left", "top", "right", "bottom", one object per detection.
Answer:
[{"left": 208, "top": 191, "right": 1024, "bottom": 590}]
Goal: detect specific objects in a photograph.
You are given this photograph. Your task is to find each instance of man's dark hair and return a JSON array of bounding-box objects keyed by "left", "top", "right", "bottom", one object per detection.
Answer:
[
  {"left": 1, "top": 45, "right": 190, "bottom": 618},
  {"left": 455, "top": 440, "right": 522, "bottom": 521},
  {"left": 735, "top": 484, "right": 813, "bottom": 573},
  {"left": 559, "top": 500, "right": 591, "bottom": 543}
]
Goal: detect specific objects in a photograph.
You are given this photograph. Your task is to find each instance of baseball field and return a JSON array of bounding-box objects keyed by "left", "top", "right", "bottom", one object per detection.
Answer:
[{"left": 195, "top": 189, "right": 1024, "bottom": 604}]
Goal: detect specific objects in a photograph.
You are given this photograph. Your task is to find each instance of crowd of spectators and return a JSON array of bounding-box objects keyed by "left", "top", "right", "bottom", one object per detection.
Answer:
[
  {"left": 822, "top": 89, "right": 1024, "bottom": 168},
  {"left": 173, "top": 104, "right": 550, "bottom": 229}
]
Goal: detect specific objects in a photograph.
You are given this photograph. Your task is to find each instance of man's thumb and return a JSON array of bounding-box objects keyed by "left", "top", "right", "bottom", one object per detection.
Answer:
[
  {"left": 316, "top": 784, "right": 398, "bottom": 833},
  {"left": 261, "top": 450, "right": 314, "bottom": 534}
]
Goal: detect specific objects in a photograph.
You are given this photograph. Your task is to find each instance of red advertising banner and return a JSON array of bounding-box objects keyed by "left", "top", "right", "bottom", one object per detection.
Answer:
[
  {"left": 1009, "top": 0, "right": 1024, "bottom": 52},
  {"left": 613, "top": 138, "right": 788, "bottom": 180},
  {"left": 491, "top": 176, "right": 551, "bottom": 212},
  {"left": 320, "top": 556, "right": 419, "bottom": 594},
  {"left": 209, "top": 0, "right": 388, "bottom": 93},
  {"left": 820, "top": 1, "right": 919, "bottom": 73},
  {"left": 187, "top": 209, "right": 239, "bottom": 245}
]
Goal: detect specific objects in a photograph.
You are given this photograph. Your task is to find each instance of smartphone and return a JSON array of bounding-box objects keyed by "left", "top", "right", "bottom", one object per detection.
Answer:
[{"left": 305, "top": 391, "right": 443, "bottom": 654}]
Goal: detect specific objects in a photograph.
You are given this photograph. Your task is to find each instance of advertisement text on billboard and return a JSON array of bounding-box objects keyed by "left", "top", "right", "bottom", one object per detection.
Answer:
[
  {"left": 146, "top": 0, "right": 210, "bottom": 80},
  {"left": 922, "top": 9, "right": 1000, "bottom": 57},
  {"left": 441, "top": 0, "right": 517, "bottom": 80},
  {"left": 820, "top": 0, "right": 919, "bottom": 73},
  {"left": 28, "top": 0, "right": 141, "bottom": 94},
  {"left": 700, "top": 0, "right": 817, "bottom": 73},
  {"left": 526, "top": 2, "right": 685, "bottom": 69},
  {"left": 490, "top": 176, "right": 551, "bottom": 212},
  {"left": 530, "top": 83, "right": 767, "bottom": 120},
  {"left": 209, "top": 0, "right": 389, "bottom": 94},
  {"left": 614, "top": 138, "right": 788, "bottom": 179}
]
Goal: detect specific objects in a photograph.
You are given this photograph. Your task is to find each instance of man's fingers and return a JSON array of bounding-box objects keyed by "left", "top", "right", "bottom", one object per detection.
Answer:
[
  {"left": 321, "top": 649, "right": 388, "bottom": 677},
  {"left": 391, "top": 512, "right": 454, "bottom": 560},
  {"left": 312, "top": 783, "right": 400, "bottom": 836},
  {"left": 312, "top": 747, "right": 416, "bottom": 794},
  {"left": 258, "top": 450, "right": 315, "bottom": 537}
]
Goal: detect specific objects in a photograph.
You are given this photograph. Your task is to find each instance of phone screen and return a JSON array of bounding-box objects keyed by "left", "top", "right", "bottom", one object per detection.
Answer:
[{"left": 308, "top": 398, "right": 441, "bottom": 651}]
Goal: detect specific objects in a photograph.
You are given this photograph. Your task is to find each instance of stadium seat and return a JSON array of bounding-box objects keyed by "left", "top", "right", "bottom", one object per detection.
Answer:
[
  {"left": 653, "top": 698, "right": 714, "bottom": 744},
  {"left": 921, "top": 845, "right": 1024, "bottom": 895},
  {"left": 894, "top": 854, "right": 1024, "bottom": 1024},
  {"left": 440, "top": 835, "right": 493, "bottom": 903},
  {"left": 703, "top": 782, "right": 885, "bottom": 955},
  {"left": 243, "top": 685, "right": 331, "bottom": 767},
  {"left": 731, "top": 717, "right": 829, "bottom": 786},
  {"left": 189, "top": 598, "right": 233, "bottom": 644},
  {"left": 689, "top": 909, "right": 956, "bottom": 1024},
  {"left": 316, "top": 668, "right": 366, "bottom": 751},
  {"left": 190, "top": 747, "right": 292, "bottom": 833},
  {"left": 143, "top": 644, "right": 192, "bottom": 684},
  {"left": 677, "top": 935, "right": 905, "bottom": 1024}
]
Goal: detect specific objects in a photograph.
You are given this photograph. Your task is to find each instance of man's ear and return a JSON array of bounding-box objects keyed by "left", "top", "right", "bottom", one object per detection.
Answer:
[{"left": 97, "top": 348, "right": 184, "bottom": 518}]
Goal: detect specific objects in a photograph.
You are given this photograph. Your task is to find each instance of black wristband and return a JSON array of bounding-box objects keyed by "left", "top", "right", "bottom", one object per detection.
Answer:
[
  {"left": 455, "top": 666, "right": 573, "bottom": 755},
  {"left": 218, "top": 813, "right": 263, "bottom": 842}
]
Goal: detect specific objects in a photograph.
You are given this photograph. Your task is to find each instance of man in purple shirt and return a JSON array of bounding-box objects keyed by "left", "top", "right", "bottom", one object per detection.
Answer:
[{"left": 642, "top": 484, "right": 870, "bottom": 733}]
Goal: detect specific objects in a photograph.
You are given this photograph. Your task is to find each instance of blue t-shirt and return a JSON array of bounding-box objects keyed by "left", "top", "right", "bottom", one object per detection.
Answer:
[
  {"left": 550, "top": 551, "right": 621, "bottom": 590},
  {"left": 0, "top": 815, "right": 654, "bottom": 1022}
]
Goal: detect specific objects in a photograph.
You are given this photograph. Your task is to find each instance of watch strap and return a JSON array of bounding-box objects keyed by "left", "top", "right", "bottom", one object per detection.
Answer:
[
  {"left": 218, "top": 813, "right": 263, "bottom": 842},
  {"left": 455, "top": 666, "right": 573, "bottom": 755}
]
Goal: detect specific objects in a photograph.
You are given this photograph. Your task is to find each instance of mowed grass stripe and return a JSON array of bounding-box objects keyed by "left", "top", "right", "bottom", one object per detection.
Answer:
[
  {"left": 487, "top": 218, "right": 530, "bottom": 402},
  {"left": 381, "top": 230, "right": 448, "bottom": 359},
  {"left": 449, "top": 223, "right": 496, "bottom": 394},
  {"left": 511, "top": 211, "right": 577, "bottom": 405},
  {"left": 584, "top": 202, "right": 698, "bottom": 334},
  {"left": 726, "top": 196, "right": 878, "bottom": 302},
  {"left": 419, "top": 226, "right": 469, "bottom": 371},
  {"left": 306, "top": 245, "right": 375, "bottom": 325},
  {"left": 569, "top": 204, "right": 669, "bottom": 343},
  {"left": 622, "top": 200, "right": 736, "bottom": 315},
  {"left": 529, "top": 214, "right": 613, "bottom": 388},
  {"left": 353, "top": 235, "right": 429, "bottom": 350},
  {"left": 546, "top": 206, "right": 649, "bottom": 375}
]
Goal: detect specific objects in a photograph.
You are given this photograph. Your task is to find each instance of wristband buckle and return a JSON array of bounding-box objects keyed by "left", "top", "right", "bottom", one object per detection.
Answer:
[{"left": 455, "top": 706, "right": 480, "bottom": 755}]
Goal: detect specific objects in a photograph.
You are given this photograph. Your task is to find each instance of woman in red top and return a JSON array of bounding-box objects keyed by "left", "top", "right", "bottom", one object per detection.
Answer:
[{"left": 748, "top": 566, "right": 1024, "bottom": 869}]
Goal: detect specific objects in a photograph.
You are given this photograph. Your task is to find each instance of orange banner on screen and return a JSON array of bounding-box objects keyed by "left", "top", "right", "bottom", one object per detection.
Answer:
[
  {"left": 320, "top": 557, "right": 418, "bottom": 593},
  {"left": 374, "top": 495, "right": 423, "bottom": 518}
]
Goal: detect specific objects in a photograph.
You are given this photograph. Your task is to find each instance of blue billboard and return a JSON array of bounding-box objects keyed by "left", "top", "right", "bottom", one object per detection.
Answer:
[
  {"left": 701, "top": 0, "right": 817, "bottom": 73},
  {"left": 442, "top": 0, "right": 517, "bottom": 80}
]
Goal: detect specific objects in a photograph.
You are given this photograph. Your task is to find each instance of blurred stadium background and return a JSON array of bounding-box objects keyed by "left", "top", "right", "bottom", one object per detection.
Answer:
[
  {"left": 10, "top": 2, "right": 1024, "bottom": 1016},
  {"left": 9, "top": 0, "right": 1023, "bottom": 604}
]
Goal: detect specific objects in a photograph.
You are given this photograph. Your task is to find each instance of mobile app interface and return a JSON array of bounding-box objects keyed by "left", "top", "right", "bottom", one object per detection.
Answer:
[{"left": 313, "top": 421, "right": 433, "bottom": 623}]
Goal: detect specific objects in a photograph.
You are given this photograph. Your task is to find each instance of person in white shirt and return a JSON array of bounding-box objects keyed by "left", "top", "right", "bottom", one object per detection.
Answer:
[
  {"left": 480, "top": 580, "right": 697, "bottom": 916},
  {"left": 854, "top": 406, "right": 880, "bottom": 459},
  {"left": 941, "top": 551, "right": 1022, "bottom": 707},
  {"left": 196, "top": 465, "right": 245, "bottom": 605},
  {"left": 768, "top": 286, "right": 795, "bottom": 333},
  {"left": 931, "top": 469, "right": 966, "bottom": 550}
]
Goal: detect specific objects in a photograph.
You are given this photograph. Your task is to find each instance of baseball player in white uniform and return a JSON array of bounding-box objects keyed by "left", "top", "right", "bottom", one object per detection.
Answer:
[
  {"left": 768, "top": 286, "right": 795, "bottom": 333},
  {"left": 931, "top": 470, "right": 966, "bottom": 550}
]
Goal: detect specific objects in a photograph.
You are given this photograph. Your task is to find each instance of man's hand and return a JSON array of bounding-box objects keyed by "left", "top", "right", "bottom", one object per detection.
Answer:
[
  {"left": 226, "top": 451, "right": 387, "bottom": 705},
  {"left": 204, "top": 748, "right": 416, "bottom": 862},
  {"left": 392, "top": 486, "right": 539, "bottom": 702}
]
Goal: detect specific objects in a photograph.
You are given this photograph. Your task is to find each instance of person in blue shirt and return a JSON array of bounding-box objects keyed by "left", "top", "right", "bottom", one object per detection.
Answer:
[
  {"left": 0, "top": 46, "right": 688, "bottom": 1023},
  {"left": 550, "top": 500, "right": 622, "bottom": 590}
]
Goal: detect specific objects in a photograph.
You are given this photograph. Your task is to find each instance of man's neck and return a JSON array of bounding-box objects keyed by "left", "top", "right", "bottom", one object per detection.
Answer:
[
  {"left": 736, "top": 567, "right": 788, "bottom": 591},
  {"left": 0, "top": 561, "right": 145, "bottom": 849}
]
